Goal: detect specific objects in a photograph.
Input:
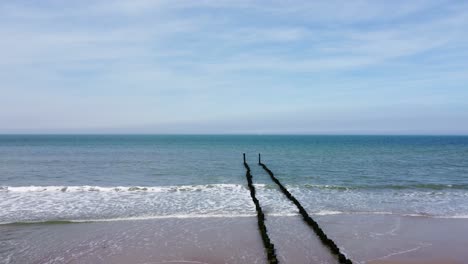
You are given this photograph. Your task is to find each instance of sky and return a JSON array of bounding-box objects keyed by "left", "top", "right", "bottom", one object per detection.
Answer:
[{"left": 1, "top": 0, "right": 467, "bottom": 134}]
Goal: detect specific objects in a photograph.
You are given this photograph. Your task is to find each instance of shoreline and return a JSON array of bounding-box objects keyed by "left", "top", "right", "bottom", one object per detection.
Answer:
[{"left": 2, "top": 210, "right": 467, "bottom": 226}]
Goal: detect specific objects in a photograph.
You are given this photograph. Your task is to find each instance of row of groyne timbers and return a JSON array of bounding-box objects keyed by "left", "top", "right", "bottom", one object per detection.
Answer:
[
  {"left": 243, "top": 153, "right": 352, "bottom": 264},
  {"left": 243, "top": 153, "right": 278, "bottom": 264}
]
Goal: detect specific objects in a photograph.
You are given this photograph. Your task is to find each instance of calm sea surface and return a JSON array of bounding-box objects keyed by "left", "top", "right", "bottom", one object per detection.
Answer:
[{"left": 1, "top": 135, "right": 468, "bottom": 223}]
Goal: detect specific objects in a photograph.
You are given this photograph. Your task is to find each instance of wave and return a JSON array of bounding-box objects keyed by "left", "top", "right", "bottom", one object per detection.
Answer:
[
  {"left": 3, "top": 220, "right": 83, "bottom": 225},
  {"left": 0, "top": 213, "right": 295, "bottom": 225},
  {"left": 301, "top": 183, "right": 468, "bottom": 191},
  {"left": 2, "top": 211, "right": 468, "bottom": 226},
  {"left": 2, "top": 184, "right": 467, "bottom": 224},
  {"left": 2, "top": 182, "right": 466, "bottom": 193},
  {"left": 0, "top": 184, "right": 247, "bottom": 193}
]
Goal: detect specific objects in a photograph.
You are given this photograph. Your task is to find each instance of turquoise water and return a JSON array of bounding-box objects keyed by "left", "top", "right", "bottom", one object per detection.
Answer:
[{"left": 1, "top": 135, "right": 468, "bottom": 223}]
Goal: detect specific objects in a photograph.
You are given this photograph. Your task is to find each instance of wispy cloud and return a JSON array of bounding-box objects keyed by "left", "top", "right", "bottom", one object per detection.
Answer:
[{"left": 1, "top": 0, "right": 467, "bottom": 134}]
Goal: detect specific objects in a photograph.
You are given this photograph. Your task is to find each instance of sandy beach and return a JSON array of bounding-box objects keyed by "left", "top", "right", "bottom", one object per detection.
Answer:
[{"left": 2, "top": 214, "right": 467, "bottom": 264}]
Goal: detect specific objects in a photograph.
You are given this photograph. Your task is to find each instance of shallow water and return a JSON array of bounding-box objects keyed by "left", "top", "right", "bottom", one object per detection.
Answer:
[{"left": 1, "top": 135, "right": 468, "bottom": 223}]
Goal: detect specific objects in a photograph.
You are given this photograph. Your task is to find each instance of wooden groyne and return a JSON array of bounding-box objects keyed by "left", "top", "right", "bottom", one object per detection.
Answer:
[
  {"left": 243, "top": 153, "right": 278, "bottom": 264},
  {"left": 258, "top": 154, "right": 353, "bottom": 264}
]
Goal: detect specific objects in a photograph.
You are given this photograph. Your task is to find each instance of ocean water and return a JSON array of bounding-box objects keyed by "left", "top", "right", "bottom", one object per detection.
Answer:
[{"left": 1, "top": 135, "right": 468, "bottom": 224}]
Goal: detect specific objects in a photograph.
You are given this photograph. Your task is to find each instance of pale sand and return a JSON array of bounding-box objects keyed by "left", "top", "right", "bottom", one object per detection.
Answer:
[{"left": 1, "top": 214, "right": 467, "bottom": 263}]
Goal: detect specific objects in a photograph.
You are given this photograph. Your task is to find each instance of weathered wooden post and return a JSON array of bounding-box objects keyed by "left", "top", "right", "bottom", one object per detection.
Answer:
[
  {"left": 258, "top": 153, "right": 261, "bottom": 164},
  {"left": 243, "top": 153, "right": 278, "bottom": 264}
]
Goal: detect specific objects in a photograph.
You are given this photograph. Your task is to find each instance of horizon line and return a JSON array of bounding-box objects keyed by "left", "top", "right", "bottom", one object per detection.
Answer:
[{"left": 1, "top": 133, "right": 468, "bottom": 137}]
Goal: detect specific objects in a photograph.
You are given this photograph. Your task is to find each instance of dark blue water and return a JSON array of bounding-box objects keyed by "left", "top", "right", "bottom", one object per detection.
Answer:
[{"left": 1, "top": 135, "right": 468, "bottom": 223}]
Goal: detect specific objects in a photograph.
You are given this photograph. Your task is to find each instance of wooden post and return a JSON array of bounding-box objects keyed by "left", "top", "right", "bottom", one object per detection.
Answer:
[
  {"left": 258, "top": 153, "right": 261, "bottom": 164},
  {"left": 243, "top": 153, "right": 246, "bottom": 163}
]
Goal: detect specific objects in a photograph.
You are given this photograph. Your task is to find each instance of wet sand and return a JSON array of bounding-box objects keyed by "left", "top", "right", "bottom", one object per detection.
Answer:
[
  {"left": 369, "top": 260, "right": 462, "bottom": 264},
  {"left": 1, "top": 214, "right": 467, "bottom": 264}
]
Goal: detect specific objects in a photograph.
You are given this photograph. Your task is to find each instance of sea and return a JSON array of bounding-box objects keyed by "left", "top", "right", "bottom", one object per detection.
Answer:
[{"left": 1, "top": 135, "right": 468, "bottom": 224}]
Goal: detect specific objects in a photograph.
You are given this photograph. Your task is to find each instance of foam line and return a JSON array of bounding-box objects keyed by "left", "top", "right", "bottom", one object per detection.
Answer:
[{"left": 0, "top": 184, "right": 246, "bottom": 193}]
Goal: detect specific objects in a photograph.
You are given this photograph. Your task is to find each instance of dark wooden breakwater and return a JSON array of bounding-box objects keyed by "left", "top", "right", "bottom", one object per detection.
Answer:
[
  {"left": 243, "top": 153, "right": 278, "bottom": 264},
  {"left": 258, "top": 153, "right": 353, "bottom": 264}
]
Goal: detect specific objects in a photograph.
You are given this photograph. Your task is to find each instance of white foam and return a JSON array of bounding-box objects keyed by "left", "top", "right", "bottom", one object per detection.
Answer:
[
  {"left": 316, "top": 211, "right": 468, "bottom": 219},
  {"left": 0, "top": 214, "right": 256, "bottom": 225},
  {"left": 434, "top": 214, "right": 468, "bottom": 219},
  {"left": 0, "top": 184, "right": 246, "bottom": 193},
  {"left": 0, "top": 213, "right": 305, "bottom": 225},
  {"left": 2, "top": 184, "right": 468, "bottom": 223},
  {"left": 313, "top": 210, "right": 344, "bottom": 215}
]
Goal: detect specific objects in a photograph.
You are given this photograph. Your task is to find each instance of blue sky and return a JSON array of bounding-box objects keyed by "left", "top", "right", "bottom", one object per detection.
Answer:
[{"left": 1, "top": 0, "right": 467, "bottom": 134}]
